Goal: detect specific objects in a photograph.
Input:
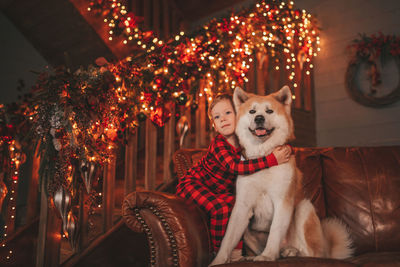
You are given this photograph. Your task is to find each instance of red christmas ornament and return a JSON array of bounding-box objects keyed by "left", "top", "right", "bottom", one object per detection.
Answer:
[{"left": 150, "top": 106, "right": 171, "bottom": 127}]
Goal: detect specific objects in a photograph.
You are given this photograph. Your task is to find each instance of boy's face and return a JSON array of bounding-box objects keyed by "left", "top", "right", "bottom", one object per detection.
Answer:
[{"left": 211, "top": 99, "right": 236, "bottom": 138}]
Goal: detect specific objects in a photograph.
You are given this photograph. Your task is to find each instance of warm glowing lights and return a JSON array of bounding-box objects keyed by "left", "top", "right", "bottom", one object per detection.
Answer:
[
  {"left": 1, "top": 140, "right": 20, "bottom": 261},
  {"left": 24, "top": 1, "right": 321, "bottom": 225}
]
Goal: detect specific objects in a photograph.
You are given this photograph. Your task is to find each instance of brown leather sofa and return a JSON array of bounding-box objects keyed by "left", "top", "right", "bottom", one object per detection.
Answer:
[{"left": 122, "top": 147, "right": 400, "bottom": 267}]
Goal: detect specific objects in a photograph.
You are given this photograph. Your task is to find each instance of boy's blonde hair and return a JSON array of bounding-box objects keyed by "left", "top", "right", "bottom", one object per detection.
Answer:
[{"left": 207, "top": 93, "right": 235, "bottom": 121}]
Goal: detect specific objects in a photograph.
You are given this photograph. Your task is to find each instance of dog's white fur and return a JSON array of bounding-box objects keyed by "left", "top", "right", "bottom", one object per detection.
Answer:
[{"left": 210, "top": 86, "right": 353, "bottom": 265}]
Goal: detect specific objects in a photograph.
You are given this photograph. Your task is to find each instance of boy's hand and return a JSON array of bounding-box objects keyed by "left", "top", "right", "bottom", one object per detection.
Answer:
[{"left": 272, "top": 145, "right": 292, "bottom": 165}]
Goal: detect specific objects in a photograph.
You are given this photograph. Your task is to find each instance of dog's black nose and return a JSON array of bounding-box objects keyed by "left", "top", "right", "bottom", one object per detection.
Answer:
[{"left": 255, "top": 115, "right": 265, "bottom": 124}]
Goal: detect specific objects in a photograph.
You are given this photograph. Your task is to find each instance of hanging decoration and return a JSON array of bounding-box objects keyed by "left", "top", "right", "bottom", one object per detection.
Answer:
[
  {"left": 65, "top": 211, "right": 79, "bottom": 250},
  {"left": 137, "top": 112, "right": 147, "bottom": 122},
  {"left": 176, "top": 93, "right": 188, "bottom": 106},
  {"left": 79, "top": 160, "right": 97, "bottom": 194},
  {"left": 53, "top": 186, "right": 72, "bottom": 225},
  {"left": 176, "top": 116, "right": 190, "bottom": 148},
  {"left": 345, "top": 32, "right": 400, "bottom": 107}
]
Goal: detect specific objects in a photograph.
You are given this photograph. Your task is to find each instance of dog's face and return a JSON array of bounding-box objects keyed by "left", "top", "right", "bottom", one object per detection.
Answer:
[{"left": 233, "top": 86, "right": 295, "bottom": 152}]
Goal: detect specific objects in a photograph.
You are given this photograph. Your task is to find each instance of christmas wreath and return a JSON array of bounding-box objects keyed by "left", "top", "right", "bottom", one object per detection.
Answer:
[{"left": 345, "top": 32, "right": 400, "bottom": 107}]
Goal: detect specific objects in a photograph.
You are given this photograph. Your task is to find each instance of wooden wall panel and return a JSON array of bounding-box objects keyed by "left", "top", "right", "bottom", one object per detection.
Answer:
[{"left": 297, "top": 0, "right": 400, "bottom": 146}]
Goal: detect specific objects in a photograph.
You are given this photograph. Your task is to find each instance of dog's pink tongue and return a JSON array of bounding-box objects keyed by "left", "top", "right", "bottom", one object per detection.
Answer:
[{"left": 255, "top": 129, "right": 266, "bottom": 136}]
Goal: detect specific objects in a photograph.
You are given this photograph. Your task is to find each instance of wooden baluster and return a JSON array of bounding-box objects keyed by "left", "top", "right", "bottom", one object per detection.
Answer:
[
  {"left": 143, "top": 0, "right": 151, "bottom": 29},
  {"left": 171, "top": 9, "right": 178, "bottom": 33},
  {"left": 26, "top": 146, "right": 40, "bottom": 222},
  {"left": 293, "top": 53, "right": 302, "bottom": 109},
  {"left": 124, "top": 131, "right": 137, "bottom": 196},
  {"left": 271, "top": 57, "right": 280, "bottom": 92},
  {"left": 246, "top": 53, "right": 256, "bottom": 92},
  {"left": 261, "top": 54, "right": 270, "bottom": 94},
  {"left": 162, "top": 0, "right": 170, "bottom": 38},
  {"left": 36, "top": 184, "right": 62, "bottom": 267},
  {"left": 183, "top": 107, "right": 192, "bottom": 148},
  {"left": 152, "top": 0, "right": 160, "bottom": 36},
  {"left": 303, "top": 65, "right": 313, "bottom": 112},
  {"left": 163, "top": 104, "right": 175, "bottom": 183},
  {"left": 145, "top": 120, "right": 157, "bottom": 190},
  {"left": 256, "top": 52, "right": 266, "bottom": 95},
  {"left": 279, "top": 54, "right": 287, "bottom": 93},
  {"left": 195, "top": 91, "right": 207, "bottom": 148},
  {"left": 77, "top": 187, "right": 89, "bottom": 252},
  {"left": 102, "top": 156, "right": 115, "bottom": 233}
]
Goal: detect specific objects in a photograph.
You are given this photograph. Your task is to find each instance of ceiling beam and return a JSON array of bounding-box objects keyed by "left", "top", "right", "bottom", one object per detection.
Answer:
[{"left": 1, "top": 0, "right": 116, "bottom": 70}]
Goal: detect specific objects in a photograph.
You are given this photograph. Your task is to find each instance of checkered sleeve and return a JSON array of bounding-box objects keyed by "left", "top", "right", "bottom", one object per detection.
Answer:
[{"left": 212, "top": 136, "right": 278, "bottom": 175}]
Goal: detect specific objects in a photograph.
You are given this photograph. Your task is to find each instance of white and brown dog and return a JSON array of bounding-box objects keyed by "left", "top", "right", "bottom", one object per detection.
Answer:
[{"left": 210, "top": 86, "right": 353, "bottom": 265}]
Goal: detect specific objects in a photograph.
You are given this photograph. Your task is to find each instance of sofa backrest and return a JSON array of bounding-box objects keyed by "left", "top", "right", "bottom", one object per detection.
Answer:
[
  {"left": 173, "top": 146, "right": 400, "bottom": 256},
  {"left": 320, "top": 147, "right": 400, "bottom": 255}
]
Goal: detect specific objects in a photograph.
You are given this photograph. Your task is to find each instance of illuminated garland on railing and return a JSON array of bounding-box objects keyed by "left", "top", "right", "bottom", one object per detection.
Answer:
[
  {"left": 87, "top": 0, "right": 320, "bottom": 92},
  {"left": 29, "top": 0, "right": 320, "bottom": 210}
]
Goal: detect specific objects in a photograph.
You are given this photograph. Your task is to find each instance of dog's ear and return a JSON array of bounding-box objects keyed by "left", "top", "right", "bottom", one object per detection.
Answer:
[
  {"left": 233, "top": 87, "right": 249, "bottom": 111},
  {"left": 273, "top": 85, "right": 292, "bottom": 106}
]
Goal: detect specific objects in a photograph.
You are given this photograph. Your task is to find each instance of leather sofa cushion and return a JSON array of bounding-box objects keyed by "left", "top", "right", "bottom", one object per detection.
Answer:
[
  {"left": 321, "top": 147, "right": 400, "bottom": 255},
  {"left": 349, "top": 251, "right": 400, "bottom": 266}
]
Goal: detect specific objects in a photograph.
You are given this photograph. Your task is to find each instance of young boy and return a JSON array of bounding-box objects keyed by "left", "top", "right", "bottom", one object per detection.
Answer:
[{"left": 176, "top": 93, "right": 291, "bottom": 255}]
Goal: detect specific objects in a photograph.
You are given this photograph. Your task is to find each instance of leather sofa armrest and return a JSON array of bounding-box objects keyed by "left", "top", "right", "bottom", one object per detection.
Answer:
[{"left": 122, "top": 191, "right": 211, "bottom": 267}]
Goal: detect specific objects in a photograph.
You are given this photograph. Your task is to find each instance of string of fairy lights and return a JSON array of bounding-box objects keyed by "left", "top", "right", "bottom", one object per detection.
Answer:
[
  {"left": 0, "top": 0, "right": 320, "bottom": 261},
  {"left": 88, "top": 0, "right": 321, "bottom": 102},
  {"left": 0, "top": 133, "right": 21, "bottom": 261}
]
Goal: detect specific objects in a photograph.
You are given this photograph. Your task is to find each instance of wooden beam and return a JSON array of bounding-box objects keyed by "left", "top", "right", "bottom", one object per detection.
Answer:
[{"left": 2, "top": 0, "right": 116, "bottom": 69}]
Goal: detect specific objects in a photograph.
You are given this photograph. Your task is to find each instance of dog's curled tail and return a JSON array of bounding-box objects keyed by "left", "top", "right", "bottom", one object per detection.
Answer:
[{"left": 321, "top": 218, "right": 354, "bottom": 259}]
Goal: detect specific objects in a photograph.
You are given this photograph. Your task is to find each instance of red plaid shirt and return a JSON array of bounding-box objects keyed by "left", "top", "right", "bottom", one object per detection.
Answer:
[{"left": 177, "top": 134, "right": 278, "bottom": 194}]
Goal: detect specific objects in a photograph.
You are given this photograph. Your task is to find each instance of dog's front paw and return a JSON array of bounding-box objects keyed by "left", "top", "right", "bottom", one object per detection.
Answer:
[
  {"left": 209, "top": 255, "right": 229, "bottom": 266},
  {"left": 242, "top": 255, "right": 255, "bottom": 261},
  {"left": 253, "top": 255, "right": 276, "bottom": 261},
  {"left": 280, "top": 246, "right": 300, "bottom": 257}
]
